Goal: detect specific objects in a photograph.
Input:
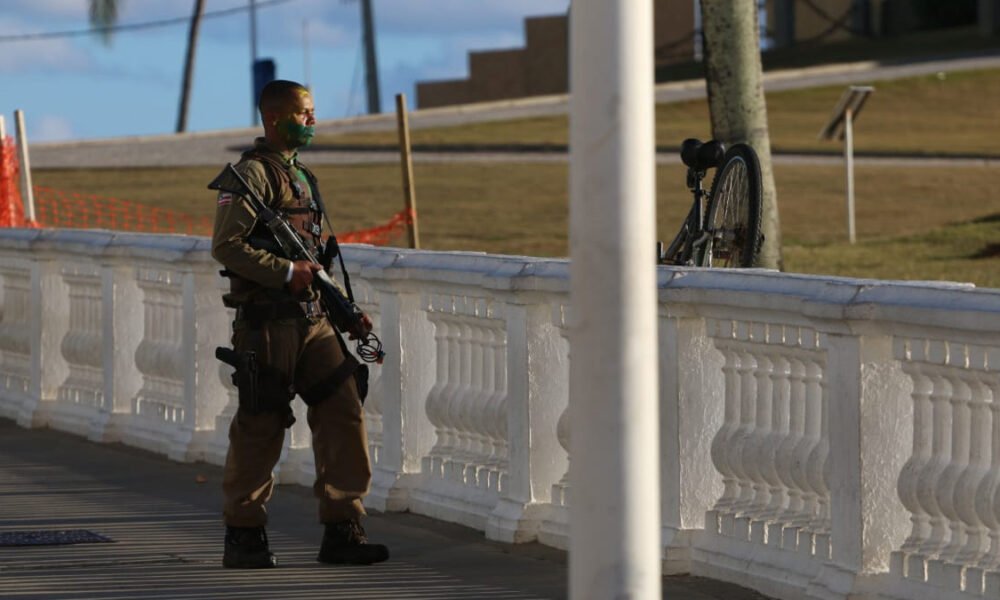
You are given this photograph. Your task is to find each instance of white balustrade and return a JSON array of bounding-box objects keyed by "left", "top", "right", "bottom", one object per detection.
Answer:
[
  {"left": 888, "top": 338, "right": 1000, "bottom": 599},
  {"left": 53, "top": 260, "right": 104, "bottom": 436},
  {"left": 538, "top": 303, "right": 571, "bottom": 550},
  {"left": 0, "top": 255, "right": 34, "bottom": 420},
  {"left": 2, "top": 230, "right": 1000, "bottom": 600},
  {"left": 409, "top": 291, "right": 508, "bottom": 529}
]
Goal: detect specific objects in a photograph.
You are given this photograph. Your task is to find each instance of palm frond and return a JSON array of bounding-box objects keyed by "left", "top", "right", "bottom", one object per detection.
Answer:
[{"left": 89, "top": 0, "right": 120, "bottom": 46}]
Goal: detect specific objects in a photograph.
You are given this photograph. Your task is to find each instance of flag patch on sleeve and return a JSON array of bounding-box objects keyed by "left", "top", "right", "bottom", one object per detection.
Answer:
[{"left": 217, "top": 192, "right": 233, "bottom": 206}]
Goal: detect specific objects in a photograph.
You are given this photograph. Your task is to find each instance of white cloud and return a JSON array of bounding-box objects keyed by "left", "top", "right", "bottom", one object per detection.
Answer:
[
  {"left": 30, "top": 114, "right": 74, "bottom": 141},
  {"left": 290, "top": 18, "right": 351, "bottom": 48},
  {"left": 0, "top": 18, "right": 92, "bottom": 73},
  {"left": 0, "top": 43, "right": 88, "bottom": 73},
  {"left": 6, "top": 0, "right": 86, "bottom": 20}
]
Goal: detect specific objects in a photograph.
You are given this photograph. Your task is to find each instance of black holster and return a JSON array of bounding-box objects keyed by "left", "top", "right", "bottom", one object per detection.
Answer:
[{"left": 216, "top": 346, "right": 295, "bottom": 427}]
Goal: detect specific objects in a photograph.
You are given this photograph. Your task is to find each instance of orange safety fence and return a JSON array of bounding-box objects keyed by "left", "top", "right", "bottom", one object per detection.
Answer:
[
  {"left": 0, "top": 143, "right": 415, "bottom": 245},
  {"left": 32, "top": 187, "right": 214, "bottom": 236},
  {"left": 338, "top": 208, "right": 415, "bottom": 246},
  {"left": 30, "top": 187, "right": 414, "bottom": 244},
  {"left": 0, "top": 136, "right": 29, "bottom": 228}
]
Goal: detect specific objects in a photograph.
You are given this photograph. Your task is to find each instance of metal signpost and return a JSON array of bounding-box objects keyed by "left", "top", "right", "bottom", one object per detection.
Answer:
[{"left": 819, "top": 85, "right": 874, "bottom": 244}]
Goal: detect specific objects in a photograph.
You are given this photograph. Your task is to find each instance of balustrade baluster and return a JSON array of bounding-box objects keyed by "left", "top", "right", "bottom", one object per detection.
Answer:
[
  {"left": 915, "top": 371, "right": 953, "bottom": 559},
  {"left": 745, "top": 344, "right": 774, "bottom": 520},
  {"left": 473, "top": 323, "right": 497, "bottom": 487},
  {"left": 458, "top": 318, "right": 486, "bottom": 482},
  {"left": 58, "top": 269, "right": 103, "bottom": 416},
  {"left": 790, "top": 357, "right": 823, "bottom": 534},
  {"left": 956, "top": 375, "right": 992, "bottom": 566},
  {"left": 776, "top": 355, "right": 807, "bottom": 530},
  {"left": 423, "top": 311, "right": 451, "bottom": 475},
  {"left": 898, "top": 365, "right": 933, "bottom": 559},
  {"left": 729, "top": 344, "right": 757, "bottom": 520},
  {"left": 979, "top": 377, "right": 1000, "bottom": 572},
  {"left": 938, "top": 373, "right": 972, "bottom": 563},
  {"left": 710, "top": 339, "right": 741, "bottom": 515},
  {"left": 445, "top": 316, "right": 473, "bottom": 482},
  {"left": 489, "top": 327, "right": 509, "bottom": 492},
  {"left": 806, "top": 357, "right": 830, "bottom": 535},
  {"left": 761, "top": 352, "right": 791, "bottom": 525}
]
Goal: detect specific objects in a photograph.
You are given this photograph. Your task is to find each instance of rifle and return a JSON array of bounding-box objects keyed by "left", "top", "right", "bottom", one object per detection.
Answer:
[{"left": 208, "top": 163, "right": 384, "bottom": 364}]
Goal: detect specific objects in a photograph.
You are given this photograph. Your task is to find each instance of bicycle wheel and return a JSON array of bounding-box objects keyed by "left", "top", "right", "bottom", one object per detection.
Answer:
[{"left": 701, "top": 143, "right": 762, "bottom": 268}]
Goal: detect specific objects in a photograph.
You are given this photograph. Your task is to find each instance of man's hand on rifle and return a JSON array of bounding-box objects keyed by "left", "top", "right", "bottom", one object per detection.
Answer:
[
  {"left": 348, "top": 312, "right": 373, "bottom": 341},
  {"left": 288, "top": 260, "right": 322, "bottom": 295}
]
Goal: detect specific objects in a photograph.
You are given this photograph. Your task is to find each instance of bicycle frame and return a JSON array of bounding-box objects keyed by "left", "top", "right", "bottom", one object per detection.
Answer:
[{"left": 660, "top": 167, "right": 713, "bottom": 266}]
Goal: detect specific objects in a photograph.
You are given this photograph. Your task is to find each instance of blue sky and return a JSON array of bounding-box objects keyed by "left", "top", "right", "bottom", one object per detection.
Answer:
[{"left": 0, "top": 0, "right": 570, "bottom": 142}]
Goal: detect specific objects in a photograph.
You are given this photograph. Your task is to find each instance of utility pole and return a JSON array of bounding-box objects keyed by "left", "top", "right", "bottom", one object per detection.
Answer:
[
  {"left": 249, "top": 0, "right": 259, "bottom": 125},
  {"left": 360, "top": 0, "right": 381, "bottom": 114},
  {"left": 303, "top": 20, "right": 311, "bottom": 89},
  {"left": 176, "top": 0, "right": 206, "bottom": 133}
]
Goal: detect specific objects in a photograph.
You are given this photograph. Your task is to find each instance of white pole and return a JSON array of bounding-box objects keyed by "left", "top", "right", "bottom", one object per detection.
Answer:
[
  {"left": 844, "top": 107, "right": 856, "bottom": 244},
  {"left": 568, "top": 0, "right": 660, "bottom": 598},
  {"left": 14, "top": 110, "right": 35, "bottom": 224},
  {"left": 0, "top": 115, "right": 6, "bottom": 139},
  {"left": 303, "top": 20, "right": 311, "bottom": 90},
  {"left": 249, "top": 0, "right": 259, "bottom": 125}
]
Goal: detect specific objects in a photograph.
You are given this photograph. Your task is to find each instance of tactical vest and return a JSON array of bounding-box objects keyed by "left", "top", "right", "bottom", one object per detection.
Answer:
[
  {"left": 242, "top": 149, "right": 324, "bottom": 256},
  {"left": 217, "top": 150, "right": 328, "bottom": 306}
]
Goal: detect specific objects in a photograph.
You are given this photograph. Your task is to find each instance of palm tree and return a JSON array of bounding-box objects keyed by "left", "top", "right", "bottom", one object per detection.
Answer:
[
  {"left": 89, "top": 0, "right": 205, "bottom": 133},
  {"left": 88, "top": 0, "right": 119, "bottom": 46},
  {"left": 700, "top": 0, "right": 783, "bottom": 270}
]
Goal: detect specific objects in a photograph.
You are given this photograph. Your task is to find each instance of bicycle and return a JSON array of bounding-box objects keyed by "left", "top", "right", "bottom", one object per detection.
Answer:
[{"left": 657, "top": 138, "right": 763, "bottom": 268}]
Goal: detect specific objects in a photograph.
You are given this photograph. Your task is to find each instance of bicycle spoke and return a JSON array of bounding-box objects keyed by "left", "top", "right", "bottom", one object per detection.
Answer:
[{"left": 708, "top": 159, "right": 749, "bottom": 267}]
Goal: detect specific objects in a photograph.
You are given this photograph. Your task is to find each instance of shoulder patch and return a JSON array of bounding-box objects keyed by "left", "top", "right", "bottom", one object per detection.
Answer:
[{"left": 217, "top": 192, "right": 233, "bottom": 206}]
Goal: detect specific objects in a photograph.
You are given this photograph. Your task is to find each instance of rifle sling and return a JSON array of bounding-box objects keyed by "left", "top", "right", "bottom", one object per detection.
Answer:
[{"left": 301, "top": 168, "right": 355, "bottom": 304}]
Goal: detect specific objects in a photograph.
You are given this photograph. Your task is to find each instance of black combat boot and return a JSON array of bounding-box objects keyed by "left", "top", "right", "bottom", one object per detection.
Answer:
[
  {"left": 223, "top": 526, "right": 278, "bottom": 569},
  {"left": 317, "top": 519, "right": 390, "bottom": 565}
]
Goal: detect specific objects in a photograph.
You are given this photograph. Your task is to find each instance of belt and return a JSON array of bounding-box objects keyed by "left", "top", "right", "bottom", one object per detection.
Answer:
[{"left": 235, "top": 300, "right": 323, "bottom": 323}]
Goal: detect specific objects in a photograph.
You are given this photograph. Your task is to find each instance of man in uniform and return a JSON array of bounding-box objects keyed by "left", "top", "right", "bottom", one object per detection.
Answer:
[{"left": 211, "top": 79, "right": 388, "bottom": 569}]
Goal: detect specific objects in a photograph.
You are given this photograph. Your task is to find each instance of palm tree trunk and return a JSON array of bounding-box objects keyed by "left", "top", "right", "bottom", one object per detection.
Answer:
[
  {"left": 176, "top": 0, "right": 206, "bottom": 133},
  {"left": 700, "top": 0, "right": 783, "bottom": 270}
]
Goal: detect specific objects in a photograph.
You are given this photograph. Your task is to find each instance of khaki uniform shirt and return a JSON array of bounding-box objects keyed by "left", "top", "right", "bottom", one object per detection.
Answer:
[{"left": 211, "top": 137, "right": 331, "bottom": 306}]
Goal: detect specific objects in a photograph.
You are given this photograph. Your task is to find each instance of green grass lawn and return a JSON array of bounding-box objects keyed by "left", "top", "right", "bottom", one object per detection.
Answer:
[
  {"left": 33, "top": 159, "right": 1000, "bottom": 288},
  {"left": 315, "top": 68, "right": 1000, "bottom": 158}
]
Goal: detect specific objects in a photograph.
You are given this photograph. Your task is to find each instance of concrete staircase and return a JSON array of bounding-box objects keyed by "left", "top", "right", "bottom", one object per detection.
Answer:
[{"left": 416, "top": 0, "right": 695, "bottom": 109}]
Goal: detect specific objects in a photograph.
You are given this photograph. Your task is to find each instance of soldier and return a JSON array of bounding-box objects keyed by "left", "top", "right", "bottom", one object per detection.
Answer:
[{"left": 211, "top": 79, "right": 388, "bottom": 569}]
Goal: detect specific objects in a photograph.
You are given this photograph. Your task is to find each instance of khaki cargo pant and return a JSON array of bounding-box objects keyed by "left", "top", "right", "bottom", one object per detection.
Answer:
[{"left": 222, "top": 315, "right": 371, "bottom": 527}]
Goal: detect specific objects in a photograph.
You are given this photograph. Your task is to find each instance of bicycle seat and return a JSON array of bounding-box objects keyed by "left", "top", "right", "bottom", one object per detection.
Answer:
[{"left": 680, "top": 138, "right": 725, "bottom": 170}]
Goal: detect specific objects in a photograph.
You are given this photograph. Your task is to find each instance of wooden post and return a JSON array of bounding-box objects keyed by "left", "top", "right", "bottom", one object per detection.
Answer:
[
  {"left": 395, "top": 93, "right": 419, "bottom": 249},
  {"left": 14, "top": 110, "right": 35, "bottom": 224}
]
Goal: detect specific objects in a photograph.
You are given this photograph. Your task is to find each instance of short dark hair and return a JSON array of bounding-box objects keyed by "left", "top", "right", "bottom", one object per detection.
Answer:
[{"left": 258, "top": 80, "right": 309, "bottom": 116}]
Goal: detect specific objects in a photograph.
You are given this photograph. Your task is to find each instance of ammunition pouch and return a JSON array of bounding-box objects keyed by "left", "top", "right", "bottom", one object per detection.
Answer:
[{"left": 234, "top": 300, "right": 323, "bottom": 327}]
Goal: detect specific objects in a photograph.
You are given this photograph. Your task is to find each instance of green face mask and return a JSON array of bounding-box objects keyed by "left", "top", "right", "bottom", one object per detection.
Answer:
[{"left": 282, "top": 122, "right": 315, "bottom": 148}]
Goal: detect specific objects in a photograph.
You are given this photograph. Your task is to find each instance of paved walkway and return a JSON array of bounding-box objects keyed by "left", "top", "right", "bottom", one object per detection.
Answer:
[{"left": 0, "top": 418, "right": 770, "bottom": 600}]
